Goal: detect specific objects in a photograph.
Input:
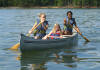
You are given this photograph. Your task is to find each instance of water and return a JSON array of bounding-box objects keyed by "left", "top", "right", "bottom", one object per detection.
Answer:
[{"left": 0, "top": 8, "right": 100, "bottom": 70}]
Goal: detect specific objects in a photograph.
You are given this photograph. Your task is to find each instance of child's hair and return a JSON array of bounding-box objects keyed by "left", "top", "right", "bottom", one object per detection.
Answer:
[
  {"left": 52, "top": 24, "right": 61, "bottom": 34},
  {"left": 67, "top": 11, "right": 73, "bottom": 16},
  {"left": 39, "top": 13, "right": 46, "bottom": 18}
]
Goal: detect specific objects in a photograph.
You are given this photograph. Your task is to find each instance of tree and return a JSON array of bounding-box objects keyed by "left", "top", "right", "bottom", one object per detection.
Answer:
[{"left": 0, "top": 0, "right": 100, "bottom": 8}]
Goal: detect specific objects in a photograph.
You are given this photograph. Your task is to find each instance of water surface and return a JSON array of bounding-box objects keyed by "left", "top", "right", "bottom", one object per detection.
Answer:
[{"left": 0, "top": 8, "right": 100, "bottom": 70}]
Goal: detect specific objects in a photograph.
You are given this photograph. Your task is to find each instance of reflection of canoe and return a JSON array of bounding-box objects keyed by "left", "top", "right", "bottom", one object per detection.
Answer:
[
  {"left": 20, "top": 49, "right": 77, "bottom": 70},
  {"left": 20, "top": 50, "right": 55, "bottom": 70},
  {"left": 20, "top": 31, "right": 78, "bottom": 51}
]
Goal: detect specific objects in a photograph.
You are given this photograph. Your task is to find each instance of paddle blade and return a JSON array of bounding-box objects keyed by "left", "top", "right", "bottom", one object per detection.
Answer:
[
  {"left": 77, "top": 30, "right": 90, "bottom": 42},
  {"left": 10, "top": 43, "right": 20, "bottom": 50},
  {"left": 82, "top": 36, "right": 90, "bottom": 42}
]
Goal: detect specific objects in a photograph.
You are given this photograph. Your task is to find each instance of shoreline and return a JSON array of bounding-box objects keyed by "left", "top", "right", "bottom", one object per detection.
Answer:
[{"left": 0, "top": 6, "right": 100, "bottom": 9}]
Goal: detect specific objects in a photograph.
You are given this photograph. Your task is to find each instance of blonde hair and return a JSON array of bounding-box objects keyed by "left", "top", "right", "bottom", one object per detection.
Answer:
[
  {"left": 52, "top": 24, "right": 61, "bottom": 34},
  {"left": 39, "top": 13, "right": 46, "bottom": 18}
]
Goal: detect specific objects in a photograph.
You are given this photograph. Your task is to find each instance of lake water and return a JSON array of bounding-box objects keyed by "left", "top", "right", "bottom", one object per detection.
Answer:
[{"left": 0, "top": 8, "right": 100, "bottom": 70}]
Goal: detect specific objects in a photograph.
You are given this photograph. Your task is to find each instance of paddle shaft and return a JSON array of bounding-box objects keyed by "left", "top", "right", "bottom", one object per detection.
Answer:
[
  {"left": 73, "top": 26, "right": 90, "bottom": 42},
  {"left": 27, "top": 22, "right": 42, "bottom": 36},
  {"left": 67, "top": 19, "right": 90, "bottom": 42}
]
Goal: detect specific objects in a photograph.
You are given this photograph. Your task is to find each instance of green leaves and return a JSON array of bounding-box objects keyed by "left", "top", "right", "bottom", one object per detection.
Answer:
[{"left": 0, "top": 0, "right": 99, "bottom": 8}]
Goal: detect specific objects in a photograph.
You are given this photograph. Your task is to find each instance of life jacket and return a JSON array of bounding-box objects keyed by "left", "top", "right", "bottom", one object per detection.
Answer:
[
  {"left": 33, "top": 19, "right": 48, "bottom": 36},
  {"left": 50, "top": 31, "right": 60, "bottom": 39},
  {"left": 63, "top": 17, "right": 75, "bottom": 32}
]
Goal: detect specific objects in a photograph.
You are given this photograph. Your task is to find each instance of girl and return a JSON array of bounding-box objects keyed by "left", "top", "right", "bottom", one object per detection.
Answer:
[
  {"left": 29, "top": 13, "right": 48, "bottom": 39},
  {"left": 43, "top": 23, "right": 62, "bottom": 40},
  {"left": 62, "top": 11, "right": 80, "bottom": 35}
]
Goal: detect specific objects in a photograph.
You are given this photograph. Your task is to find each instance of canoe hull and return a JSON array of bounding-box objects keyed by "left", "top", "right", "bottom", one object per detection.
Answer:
[{"left": 20, "top": 32, "right": 78, "bottom": 51}]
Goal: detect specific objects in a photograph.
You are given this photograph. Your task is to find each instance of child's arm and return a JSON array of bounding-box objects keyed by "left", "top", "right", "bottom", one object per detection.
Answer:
[
  {"left": 64, "top": 18, "right": 66, "bottom": 25},
  {"left": 74, "top": 20, "right": 81, "bottom": 34},
  {"left": 42, "top": 30, "right": 52, "bottom": 40},
  {"left": 29, "top": 21, "right": 37, "bottom": 34},
  {"left": 42, "top": 23, "right": 48, "bottom": 30}
]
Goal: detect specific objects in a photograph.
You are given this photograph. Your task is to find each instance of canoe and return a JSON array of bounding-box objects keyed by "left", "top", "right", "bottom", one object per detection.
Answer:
[{"left": 20, "top": 30, "right": 78, "bottom": 51}]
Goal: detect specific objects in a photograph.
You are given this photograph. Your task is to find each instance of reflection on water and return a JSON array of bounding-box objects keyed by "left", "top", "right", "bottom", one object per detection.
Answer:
[
  {"left": 61, "top": 51, "right": 77, "bottom": 68},
  {"left": 20, "top": 46, "right": 77, "bottom": 70},
  {"left": 18, "top": 44, "right": 100, "bottom": 70},
  {"left": 20, "top": 51, "right": 49, "bottom": 70}
]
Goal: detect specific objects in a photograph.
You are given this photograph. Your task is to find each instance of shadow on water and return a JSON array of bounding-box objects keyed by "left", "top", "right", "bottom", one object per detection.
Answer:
[
  {"left": 20, "top": 45, "right": 78, "bottom": 70},
  {"left": 83, "top": 40, "right": 91, "bottom": 45}
]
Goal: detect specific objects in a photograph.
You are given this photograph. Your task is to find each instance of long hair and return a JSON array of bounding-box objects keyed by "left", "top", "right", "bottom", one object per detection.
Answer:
[{"left": 52, "top": 24, "right": 61, "bottom": 34}]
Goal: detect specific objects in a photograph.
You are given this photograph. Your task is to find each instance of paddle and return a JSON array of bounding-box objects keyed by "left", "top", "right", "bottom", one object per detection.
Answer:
[
  {"left": 73, "top": 26, "right": 90, "bottom": 42},
  {"left": 10, "top": 22, "right": 42, "bottom": 50},
  {"left": 67, "top": 19, "right": 90, "bottom": 42}
]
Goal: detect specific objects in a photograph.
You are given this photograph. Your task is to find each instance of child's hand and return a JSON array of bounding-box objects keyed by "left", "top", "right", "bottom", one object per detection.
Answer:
[
  {"left": 29, "top": 30, "right": 32, "bottom": 34},
  {"left": 64, "top": 18, "right": 66, "bottom": 23},
  {"left": 64, "top": 18, "right": 66, "bottom": 25},
  {"left": 42, "top": 35, "right": 48, "bottom": 40}
]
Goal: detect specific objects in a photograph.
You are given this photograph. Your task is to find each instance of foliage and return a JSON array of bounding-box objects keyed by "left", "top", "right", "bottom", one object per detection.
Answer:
[{"left": 0, "top": 0, "right": 100, "bottom": 8}]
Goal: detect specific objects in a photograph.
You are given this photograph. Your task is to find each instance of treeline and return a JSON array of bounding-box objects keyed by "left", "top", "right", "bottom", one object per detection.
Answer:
[{"left": 0, "top": 0, "right": 100, "bottom": 8}]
